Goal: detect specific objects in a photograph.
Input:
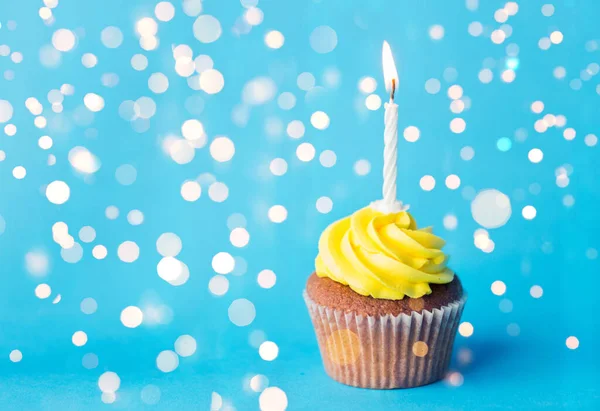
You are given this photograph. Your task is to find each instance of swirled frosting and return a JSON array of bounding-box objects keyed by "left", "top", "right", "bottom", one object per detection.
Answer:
[{"left": 315, "top": 206, "right": 454, "bottom": 300}]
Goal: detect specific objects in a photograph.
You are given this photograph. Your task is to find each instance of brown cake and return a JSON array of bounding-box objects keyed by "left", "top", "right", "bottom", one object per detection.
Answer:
[
  {"left": 306, "top": 273, "right": 463, "bottom": 317},
  {"left": 304, "top": 205, "right": 466, "bottom": 389}
]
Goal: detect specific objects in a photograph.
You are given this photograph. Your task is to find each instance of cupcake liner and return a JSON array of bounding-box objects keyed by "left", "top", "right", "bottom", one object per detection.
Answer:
[{"left": 304, "top": 291, "right": 466, "bottom": 389}]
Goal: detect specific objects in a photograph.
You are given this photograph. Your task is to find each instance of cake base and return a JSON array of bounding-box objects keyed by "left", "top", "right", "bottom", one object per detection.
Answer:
[
  {"left": 306, "top": 273, "right": 464, "bottom": 316},
  {"left": 304, "top": 274, "right": 466, "bottom": 389}
]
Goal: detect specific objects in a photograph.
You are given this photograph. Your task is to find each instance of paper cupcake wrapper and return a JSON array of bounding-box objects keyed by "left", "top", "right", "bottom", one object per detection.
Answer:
[{"left": 304, "top": 291, "right": 466, "bottom": 389}]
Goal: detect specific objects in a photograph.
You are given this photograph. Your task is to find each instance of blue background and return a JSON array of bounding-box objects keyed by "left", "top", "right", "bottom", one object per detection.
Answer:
[{"left": 0, "top": 0, "right": 598, "bottom": 409}]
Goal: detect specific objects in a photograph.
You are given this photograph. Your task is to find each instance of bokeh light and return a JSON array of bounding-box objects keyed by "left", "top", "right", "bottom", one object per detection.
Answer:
[
  {"left": 309, "top": 26, "right": 337, "bottom": 54},
  {"left": 420, "top": 175, "right": 436, "bottom": 191},
  {"left": 101, "top": 26, "right": 123, "bottom": 48},
  {"left": 52, "top": 29, "right": 76, "bottom": 52},
  {"left": 120, "top": 306, "right": 144, "bottom": 328},
  {"left": 458, "top": 322, "right": 474, "bottom": 337},
  {"left": 209, "top": 275, "right": 229, "bottom": 296},
  {"left": 296, "top": 143, "right": 316, "bottom": 162},
  {"left": 403, "top": 126, "right": 420, "bottom": 142},
  {"left": 310, "top": 111, "right": 330, "bottom": 130},
  {"left": 9, "top": 350, "right": 23, "bottom": 363},
  {"left": 98, "top": 372, "right": 120, "bottom": 393},
  {"left": 450, "top": 118, "right": 466, "bottom": 133},
  {"left": 429, "top": 25, "right": 445, "bottom": 41},
  {"left": 250, "top": 374, "right": 269, "bottom": 393},
  {"left": 259, "top": 341, "right": 279, "bottom": 361},
  {"left": 156, "top": 350, "right": 179, "bottom": 372},
  {"left": 118, "top": 241, "right": 140, "bottom": 263},
  {"left": 445, "top": 175, "right": 461, "bottom": 190},
  {"left": 228, "top": 299, "right": 256, "bottom": 327},
  {"left": 212, "top": 252, "right": 235, "bottom": 274},
  {"left": 45, "top": 181, "right": 70, "bottom": 204},
  {"left": 81, "top": 298, "right": 98, "bottom": 315},
  {"left": 522, "top": 205, "right": 537, "bottom": 220},
  {"left": 257, "top": 269, "right": 277, "bottom": 289},
  {"left": 156, "top": 233, "right": 182, "bottom": 257},
  {"left": 72, "top": 331, "right": 88, "bottom": 347},
  {"left": 566, "top": 336, "right": 579, "bottom": 350},
  {"left": 265, "top": 31, "right": 285, "bottom": 49},
  {"left": 471, "top": 189, "right": 512, "bottom": 229},
  {"left": 174, "top": 335, "right": 197, "bottom": 357},
  {"left": 193, "top": 15, "right": 221, "bottom": 43},
  {"left": 230, "top": 228, "right": 250, "bottom": 248},
  {"left": 259, "top": 387, "right": 288, "bottom": 411},
  {"left": 491, "top": 280, "right": 507, "bottom": 296},
  {"left": 210, "top": 137, "right": 235, "bottom": 162},
  {"left": 35, "top": 284, "right": 52, "bottom": 299},
  {"left": 316, "top": 196, "right": 333, "bottom": 214},
  {"left": 155, "top": 2, "right": 175, "bottom": 21},
  {"left": 354, "top": 159, "right": 371, "bottom": 176},
  {"left": 268, "top": 205, "right": 287, "bottom": 223},
  {"left": 443, "top": 214, "right": 458, "bottom": 231},
  {"left": 530, "top": 285, "right": 544, "bottom": 299},
  {"left": 269, "top": 158, "right": 288, "bottom": 176}
]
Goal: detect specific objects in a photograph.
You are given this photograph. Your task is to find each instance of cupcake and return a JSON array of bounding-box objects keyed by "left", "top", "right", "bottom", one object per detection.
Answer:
[{"left": 304, "top": 205, "right": 466, "bottom": 389}]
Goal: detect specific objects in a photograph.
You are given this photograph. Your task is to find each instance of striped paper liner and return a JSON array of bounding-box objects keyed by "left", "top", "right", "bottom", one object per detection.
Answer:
[{"left": 304, "top": 291, "right": 466, "bottom": 389}]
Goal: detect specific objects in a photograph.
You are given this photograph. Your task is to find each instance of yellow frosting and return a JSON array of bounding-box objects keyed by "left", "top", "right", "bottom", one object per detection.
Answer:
[{"left": 315, "top": 206, "right": 454, "bottom": 300}]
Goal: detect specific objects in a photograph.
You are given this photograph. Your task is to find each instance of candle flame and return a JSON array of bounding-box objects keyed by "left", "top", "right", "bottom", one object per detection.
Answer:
[{"left": 382, "top": 41, "right": 399, "bottom": 96}]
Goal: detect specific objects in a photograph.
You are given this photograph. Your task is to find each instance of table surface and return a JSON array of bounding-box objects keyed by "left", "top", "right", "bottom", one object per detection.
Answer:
[{"left": 0, "top": 339, "right": 598, "bottom": 410}]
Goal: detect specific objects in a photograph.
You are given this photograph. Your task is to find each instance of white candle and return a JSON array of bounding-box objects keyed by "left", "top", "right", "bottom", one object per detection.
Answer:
[
  {"left": 383, "top": 97, "right": 398, "bottom": 206},
  {"left": 381, "top": 41, "right": 400, "bottom": 211}
]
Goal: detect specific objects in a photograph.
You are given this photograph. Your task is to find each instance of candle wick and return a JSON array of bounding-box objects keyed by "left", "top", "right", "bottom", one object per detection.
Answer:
[{"left": 390, "top": 78, "right": 396, "bottom": 101}]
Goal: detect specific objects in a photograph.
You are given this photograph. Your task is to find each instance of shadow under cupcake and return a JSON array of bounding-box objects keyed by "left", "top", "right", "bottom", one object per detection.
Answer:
[{"left": 304, "top": 205, "right": 466, "bottom": 389}]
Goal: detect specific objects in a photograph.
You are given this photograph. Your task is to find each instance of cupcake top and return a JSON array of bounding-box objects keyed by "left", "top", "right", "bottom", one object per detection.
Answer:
[{"left": 315, "top": 206, "right": 454, "bottom": 300}]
